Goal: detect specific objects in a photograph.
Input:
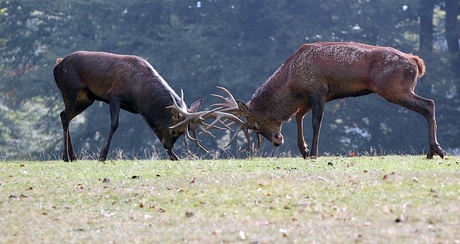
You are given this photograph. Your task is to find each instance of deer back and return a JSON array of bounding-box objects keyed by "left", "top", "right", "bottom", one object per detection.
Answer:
[{"left": 54, "top": 51, "right": 183, "bottom": 131}]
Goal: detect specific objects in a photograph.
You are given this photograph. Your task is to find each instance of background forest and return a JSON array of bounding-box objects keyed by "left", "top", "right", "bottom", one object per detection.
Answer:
[{"left": 0, "top": 0, "right": 459, "bottom": 160}]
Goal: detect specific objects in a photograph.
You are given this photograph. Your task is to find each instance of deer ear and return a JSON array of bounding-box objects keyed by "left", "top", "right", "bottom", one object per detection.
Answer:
[
  {"left": 237, "top": 100, "right": 250, "bottom": 115},
  {"left": 188, "top": 99, "right": 204, "bottom": 113}
]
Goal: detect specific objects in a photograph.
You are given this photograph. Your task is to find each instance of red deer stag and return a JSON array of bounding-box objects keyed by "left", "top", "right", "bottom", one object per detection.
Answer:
[
  {"left": 216, "top": 42, "right": 444, "bottom": 159},
  {"left": 54, "top": 51, "right": 244, "bottom": 161}
]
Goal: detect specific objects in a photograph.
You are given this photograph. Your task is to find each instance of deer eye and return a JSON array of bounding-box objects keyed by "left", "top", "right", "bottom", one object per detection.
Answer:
[
  {"left": 252, "top": 123, "right": 261, "bottom": 132},
  {"left": 170, "top": 130, "right": 178, "bottom": 136}
]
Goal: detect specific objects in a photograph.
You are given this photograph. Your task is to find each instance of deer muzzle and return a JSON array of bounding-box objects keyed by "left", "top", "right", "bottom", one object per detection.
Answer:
[{"left": 272, "top": 133, "right": 284, "bottom": 147}]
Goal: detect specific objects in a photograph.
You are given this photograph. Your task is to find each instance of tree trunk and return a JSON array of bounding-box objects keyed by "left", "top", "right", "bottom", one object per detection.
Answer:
[
  {"left": 445, "top": 0, "right": 460, "bottom": 76},
  {"left": 419, "top": 0, "right": 435, "bottom": 53}
]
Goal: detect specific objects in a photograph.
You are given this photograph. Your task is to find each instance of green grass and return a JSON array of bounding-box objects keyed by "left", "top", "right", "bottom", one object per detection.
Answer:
[{"left": 1, "top": 155, "right": 459, "bottom": 243}]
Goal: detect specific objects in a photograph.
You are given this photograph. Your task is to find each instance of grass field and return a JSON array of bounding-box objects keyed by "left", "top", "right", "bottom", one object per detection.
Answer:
[{"left": 1, "top": 155, "right": 459, "bottom": 243}]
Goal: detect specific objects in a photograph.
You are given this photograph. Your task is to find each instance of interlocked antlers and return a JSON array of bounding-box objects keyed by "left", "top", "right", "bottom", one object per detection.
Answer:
[
  {"left": 168, "top": 89, "right": 251, "bottom": 152},
  {"left": 212, "top": 86, "right": 262, "bottom": 149}
]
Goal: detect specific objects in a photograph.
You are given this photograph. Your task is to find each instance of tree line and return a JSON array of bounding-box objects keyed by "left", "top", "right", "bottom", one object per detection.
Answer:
[{"left": 0, "top": 0, "right": 459, "bottom": 160}]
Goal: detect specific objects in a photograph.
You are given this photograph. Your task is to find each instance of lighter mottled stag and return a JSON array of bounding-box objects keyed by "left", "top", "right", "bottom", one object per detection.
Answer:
[{"left": 215, "top": 42, "right": 444, "bottom": 159}]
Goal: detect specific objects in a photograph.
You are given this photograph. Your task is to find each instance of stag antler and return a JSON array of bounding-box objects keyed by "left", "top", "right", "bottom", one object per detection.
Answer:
[
  {"left": 167, "top": 92, "right": 214, "bottom": 152},
  {"left": 210, "top": 86, "right": 255, "bottom": 151},
  {"left": 168, "top": 90, "right": 250, "bottom": 152},
  {"left": 211, "top": 86, "right": 241, "bottom": 114}
]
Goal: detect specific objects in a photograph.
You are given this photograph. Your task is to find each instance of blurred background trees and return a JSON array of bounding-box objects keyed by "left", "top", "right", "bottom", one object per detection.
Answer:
[{"left": 0, "top": 0, "right": 458, "bottom": 160}]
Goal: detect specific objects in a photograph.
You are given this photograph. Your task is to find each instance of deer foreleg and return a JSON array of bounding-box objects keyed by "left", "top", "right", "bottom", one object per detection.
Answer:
[
  {"left": 295, "top": 106, "right": 310, "bottom": 159},
  {"left": 309, "top": 95, "right": 325, "bottom": 158},
  {"left": 99, "top": 96, "right": 121, "bottom": 161}
]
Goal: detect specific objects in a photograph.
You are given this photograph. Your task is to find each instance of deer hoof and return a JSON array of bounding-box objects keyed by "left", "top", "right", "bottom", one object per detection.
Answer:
[
  {"left": 63, "top": 154, "right": 77, "bottom": 162},
  {"left": 98, "top": 155, "right": 107, "bottom": 162},
  {"left": 426, "top": 150, "right": 434, "bottom": 159},
  {"left": 427, "top": 144, "right": 445, "bottom": 159},
  {"left": 301, "top": 150, "right": 309, "bottom": 159}
]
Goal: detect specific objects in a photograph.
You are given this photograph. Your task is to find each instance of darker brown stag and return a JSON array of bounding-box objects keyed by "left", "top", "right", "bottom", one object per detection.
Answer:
[
  {"left": 54, "top": 51, "right": 244, "bottom": 161},
  {"left": 217, "top": 42, "right": 445, "bottom": 159}
]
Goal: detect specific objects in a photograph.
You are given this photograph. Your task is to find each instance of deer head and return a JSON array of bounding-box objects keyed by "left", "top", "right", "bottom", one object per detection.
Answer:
[{"left": 236, "top": 101, "right": 284, "bottom": 147}]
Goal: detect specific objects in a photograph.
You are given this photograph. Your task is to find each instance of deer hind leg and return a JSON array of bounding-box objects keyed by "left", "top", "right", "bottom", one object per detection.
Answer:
[
  {"left": 60, "top": 90, "right": 94, "bottom": 161},
  {"left": 384, "top": 89, "right": 444, "bottom": 159},
  {"left": 309, "top": 94, "right": 326, "bottom": 158},
  {"left": 98, "top": 94, "right": 121, "bottom": 161},
  {"left": 60, "top": 110, "right": 75, "bottom": 162},
  {"left": 295, "top": 106, "right": 311, "bottom": 159},
  {"left": 397, "top": 94, "right": 443, "bottom": 158}
]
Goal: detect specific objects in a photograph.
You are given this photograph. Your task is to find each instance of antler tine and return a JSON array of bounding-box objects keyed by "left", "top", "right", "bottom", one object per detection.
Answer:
[
  {"left": 256, "top": 133, "right": 262, "bottom": 149},
  {"left": 215, "top": 119, "right": 235, "bottom": 131},
  {"left": 169, "top": 105, "right": 222, "bottom": 130},
  {"left": 182, "top": 127, "right": 209, "bottom": 155},
  {"left": 199, "top": 110, "right": 251, "bottom": 150},
  {"left": 168, "top": 93, "right": 235, "bottom": 153},
  {"left": 180, "top": 89, "right": 186, "bottom": 109},
  {"left": 167, "top": 94, "right": 214, "bottom": 153},
  {"left": 191, "top": 134, "right": 209, "bottom": 153},
  {"left": 185, "top": 125, "right": 209, "bottom": 153},
  {"left": 216, "top": 86, "right": 237, "bottom": 105},
  {"left": 167, "top": 94, "right": 186, "bottom": 113},
  {"left": 211, "top": 86, "right": 240, "bottom": 113},
  {"left": 203, "top": 111, "right": 243, "bottom": 130},
  {"left": 186, "top": 105, "right": 252, "bottom": 152},
  {"left": 223, "top": 122, "right": 251, "bottom": 151},
  {"left": 168, "top": 87, "right": 252, "bottom": 154},
  {"left": 168, "top": 92, "right": 224, "bottom": 128},
  {"left": 209, "top": 86, "right": 253, "bottom": 151}
]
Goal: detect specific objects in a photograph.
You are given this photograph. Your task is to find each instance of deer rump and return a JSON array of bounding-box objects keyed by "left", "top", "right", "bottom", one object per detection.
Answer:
[{"left": 213, "top": 42, "right": 444, "bottom": 159}]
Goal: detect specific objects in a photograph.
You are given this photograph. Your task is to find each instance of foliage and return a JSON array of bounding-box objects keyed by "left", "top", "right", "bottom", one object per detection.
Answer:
[
  {"left": 0, "top": 96, "right": 61, "bottom": 160},
  {"left": 0, "top": 0, "right": 458, "bottom": 159}
]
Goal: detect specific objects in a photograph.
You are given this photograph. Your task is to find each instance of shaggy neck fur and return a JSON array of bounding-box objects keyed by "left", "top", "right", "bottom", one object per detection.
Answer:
[{"left": 249, "top": 64, "right": 302, "bottom": 122}]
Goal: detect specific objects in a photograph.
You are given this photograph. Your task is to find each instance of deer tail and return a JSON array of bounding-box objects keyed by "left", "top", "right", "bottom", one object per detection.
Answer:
[{"left": 411, "top": 55, "right": 426, "bottom": 78}]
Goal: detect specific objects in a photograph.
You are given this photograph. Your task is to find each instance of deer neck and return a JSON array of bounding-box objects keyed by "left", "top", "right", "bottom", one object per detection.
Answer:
[
  {"left": 139, "top": 78, "right": 179, "bottom": 130},
  {"left": 249, "top": 65, "right": 300, "bottom": 122}
]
